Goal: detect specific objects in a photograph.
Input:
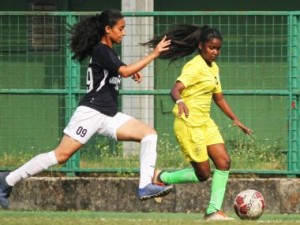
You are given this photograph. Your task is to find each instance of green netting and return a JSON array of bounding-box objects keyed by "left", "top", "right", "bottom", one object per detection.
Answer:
[{"left": 0, "top": 11, "right": 299, "bottom": 175}]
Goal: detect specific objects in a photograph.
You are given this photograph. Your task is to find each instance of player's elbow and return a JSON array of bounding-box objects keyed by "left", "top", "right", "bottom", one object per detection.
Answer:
[{"left": 118, "top": 65, "right": 133, "bottom": 78}]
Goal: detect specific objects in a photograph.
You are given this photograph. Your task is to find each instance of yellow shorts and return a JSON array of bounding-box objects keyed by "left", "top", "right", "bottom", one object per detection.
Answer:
[{"left": 174, "top": 118, "right": 224, "bottom": 162}]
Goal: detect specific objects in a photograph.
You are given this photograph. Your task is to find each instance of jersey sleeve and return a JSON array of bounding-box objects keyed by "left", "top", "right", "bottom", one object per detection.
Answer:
[
  {"left": 93, "top": 44, "right": 125, "bottom": 73},
  {"left": 213, "top": 77, "right": 222, "bottom": 93},
  {"left": 177, "top": 62, "right": 201, "bottom": 88},
  {"left": 213, "top": 65, "right": 222, "bottom": 93}
]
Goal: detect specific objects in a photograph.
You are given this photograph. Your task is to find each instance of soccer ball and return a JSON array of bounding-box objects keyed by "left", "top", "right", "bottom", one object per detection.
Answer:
[{"left": 234, "top": 189, "right": 265, "bottom": 220}]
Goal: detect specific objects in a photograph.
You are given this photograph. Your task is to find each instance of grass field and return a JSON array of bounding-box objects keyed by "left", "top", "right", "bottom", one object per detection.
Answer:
[{"left": 1, "top": 211, "right": 300, "bottom": 225}]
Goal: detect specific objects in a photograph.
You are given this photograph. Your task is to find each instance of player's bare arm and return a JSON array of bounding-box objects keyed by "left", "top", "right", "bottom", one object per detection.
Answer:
[
  {"left": 170, "top": 81, "right": 189, "bottom": 118},
  {"left": 118, "top": 36, "right": 170, "bottom": 78},
  {"left": 213, "top": 92, "right": 252, "bottom": 135}
]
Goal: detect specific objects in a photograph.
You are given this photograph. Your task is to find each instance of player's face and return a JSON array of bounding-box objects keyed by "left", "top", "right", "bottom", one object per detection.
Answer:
[
  {"left": 199, "top": 38, "right": 222, "bottom": 65},
  {"left": 107, "top": 18, "right": 126, "bottom": 44}
]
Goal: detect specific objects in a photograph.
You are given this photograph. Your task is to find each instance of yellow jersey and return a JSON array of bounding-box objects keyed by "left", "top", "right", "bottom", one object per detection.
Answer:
[{"left": 173, "top": 55, "right": 222, "bottom": 126}]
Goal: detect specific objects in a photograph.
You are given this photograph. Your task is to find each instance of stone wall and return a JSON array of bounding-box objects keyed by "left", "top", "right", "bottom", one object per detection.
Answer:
[{"left": 8, "top": 177, "right": 300, "bottom": 214}]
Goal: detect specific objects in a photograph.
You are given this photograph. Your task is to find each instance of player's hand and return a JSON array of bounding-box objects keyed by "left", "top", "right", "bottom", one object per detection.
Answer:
[
  {"left": 153, "top": 36, "right": 171, "bottom": 57},
  {"left": 233, "top": 119, "right": 253, "bottom": 135},
  {"left": 177, "top": 102, "right": 189, "bottom": 118},
  {"left": 132, "top": 72, "right": 143, "bottom": 83}
]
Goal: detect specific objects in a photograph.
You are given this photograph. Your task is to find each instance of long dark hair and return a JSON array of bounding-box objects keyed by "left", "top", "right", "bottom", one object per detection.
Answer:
[
  {"left": 69, "top": 9, "right": 124, "bottom": 62},
  {"left": 142, "top": 25, "right": 222, "bottom": 62}
]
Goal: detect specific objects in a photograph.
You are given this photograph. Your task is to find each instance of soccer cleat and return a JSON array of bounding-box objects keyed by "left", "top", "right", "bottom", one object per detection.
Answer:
[
  {"left": 137, "top": 183, "right": 174, "bottom": 201},
  {"left": 152, "top": 169, "right": 169, "bottom": 204},
  {"left": 0, "top": 172, "right": 12, "bottom": 208},
  {"left": 204, "top": 211, "right": 235, "bottom": 221}
]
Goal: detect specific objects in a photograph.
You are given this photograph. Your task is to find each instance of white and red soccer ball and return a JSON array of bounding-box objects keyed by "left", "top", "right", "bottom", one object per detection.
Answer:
[{"left": 234, "top": 189, "right": 265, "bottom": 220}]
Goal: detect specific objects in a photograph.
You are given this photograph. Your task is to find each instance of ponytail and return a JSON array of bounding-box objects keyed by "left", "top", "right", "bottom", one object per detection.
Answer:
[
  {"left": 142, "top": 25, "right": 222, "bottom": 62},
  {"left": 69, "top": 9, "right": 123, "bottom": 62}
]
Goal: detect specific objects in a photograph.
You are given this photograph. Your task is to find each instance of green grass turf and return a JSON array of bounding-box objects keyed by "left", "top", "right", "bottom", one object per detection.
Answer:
[{"left": 0, "top": 211, "right": 300, "bottom": 225}]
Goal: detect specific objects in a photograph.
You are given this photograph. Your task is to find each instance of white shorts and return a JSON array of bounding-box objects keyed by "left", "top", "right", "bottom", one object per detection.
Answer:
[{"left": 63, "top": 106, "right": 133, "bottom": 144}]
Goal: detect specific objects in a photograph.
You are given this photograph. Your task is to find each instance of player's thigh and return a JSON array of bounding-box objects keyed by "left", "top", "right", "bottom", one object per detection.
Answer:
[
  {"left": 207, "top": 143, "right": 231, "bottom": 170},
  {"left": 116, "top": 117, "right": 156, "bottom": 142},
  {"left": 174, "top": 118, "right": 209, "bottom": 162},
  {"left": 54, "top": 134, "right": 83, "bottom": 163},
  {"left": 64, "top": 106, "right": 107, "bottom": 144},
  {"left": 205, "top": 119, "right": 224, "bottom": 146}
]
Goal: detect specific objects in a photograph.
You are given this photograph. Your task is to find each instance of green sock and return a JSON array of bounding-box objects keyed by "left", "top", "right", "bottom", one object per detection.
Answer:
[
  {"left": 160, "top": 168, "right": 199, "bottom": 184},
  {"left": 206, "top": 169, "right": 230, "bottom": 214}
]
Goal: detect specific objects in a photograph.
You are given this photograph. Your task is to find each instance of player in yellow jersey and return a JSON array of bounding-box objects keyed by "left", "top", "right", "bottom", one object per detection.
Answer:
[{"left": 143, "top": 25, "right": 252, "bottom": 221}]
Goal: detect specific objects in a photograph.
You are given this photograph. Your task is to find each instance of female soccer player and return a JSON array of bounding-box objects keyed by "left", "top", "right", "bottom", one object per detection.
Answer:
[
  {"left": 0, "top": 9, "right": 174, "bottom": 208},
  {"left": 143, "top": 25, "right": 252, "bottom": 221}
]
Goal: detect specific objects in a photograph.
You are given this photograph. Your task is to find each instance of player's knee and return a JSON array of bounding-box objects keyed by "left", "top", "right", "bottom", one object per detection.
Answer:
[
  {"left": 215, "top": 157, "right": 231, "bottom": 170},
  {"left": 197, "top": 176, "right": 210, "bottom": 182},
  {"left": 141, "top": 133, "right": 158, "bottom": 144},
  {"left": 195, "top": 170, "right": 210, "bottom": 182},
  {"left": 55, "top": 151, "right": 73, "bottom": 164},
  {"left": 144, "top": 128, "right": 157, "bottom": 136}
]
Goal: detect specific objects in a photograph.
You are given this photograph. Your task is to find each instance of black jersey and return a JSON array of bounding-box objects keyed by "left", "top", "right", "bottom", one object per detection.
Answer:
[{"left": 78, "top": 43, "right": 125, "bottom": 116}]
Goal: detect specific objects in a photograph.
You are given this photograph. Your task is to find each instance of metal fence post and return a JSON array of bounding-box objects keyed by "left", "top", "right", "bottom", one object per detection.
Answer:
[
  {"left": 288, "top": 13, "right": 300, "bottom": 175},
  {"left": 64, "top": 14, "right": 81, "bottom": 176}
]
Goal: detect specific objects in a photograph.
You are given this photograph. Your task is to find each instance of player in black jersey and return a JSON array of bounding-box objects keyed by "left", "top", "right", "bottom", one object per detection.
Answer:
[{"left": 0, "top": 9, "right": 174, "bottom": 208}]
